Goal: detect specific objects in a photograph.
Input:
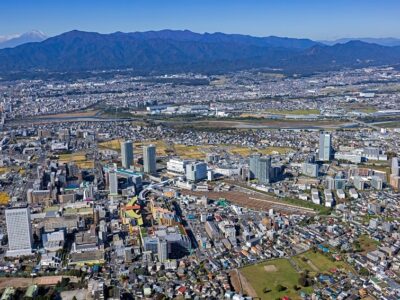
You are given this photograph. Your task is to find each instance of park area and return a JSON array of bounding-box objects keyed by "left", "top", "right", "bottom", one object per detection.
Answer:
[
  {"left": 239, "top": 250, "right": 353, "bottom": 299},
  {"left": 292, "top": 251, "right": 353, "bottom": 274},
  {"left": 240, "top": 258, "right": 312, "bottom": 300}
]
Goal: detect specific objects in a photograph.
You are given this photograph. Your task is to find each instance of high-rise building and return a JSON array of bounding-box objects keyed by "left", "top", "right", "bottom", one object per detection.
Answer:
[
  {"left": 5, "top": 206, "right": 33, "bottom": 257},
  {"left": 109, "top": 169, "right": 118, "bottom": 195},
  {"left": 143, "top": 144, "right": 157, "bottom": 174},
  {"left": 249, "top": 154, "right": 273, "bottom": 184},
  {"left": 319, "top": 132, "right": 332, "bottom": 161},
  {"left": 186, "top": 162, "right": 207, "bottom": 182},
  {"left": 157, "top": 239, "right": 168, "bottom": 262},
  {"left": 392, "top": 157, "right": 400, "bottom": 176},
  {"left": 258, "top": 156, "right": 272, "bottom": 184},
  {"left": 120, "top": 140, "right": 134, "bottom": 169},
  {"left": 249, "top": 154, "right": 261, "bottom": 180}
]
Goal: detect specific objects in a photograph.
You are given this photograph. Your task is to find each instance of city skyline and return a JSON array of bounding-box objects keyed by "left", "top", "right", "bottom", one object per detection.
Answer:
[{"left": 1, "top": 0, "right": 400, "bottom": 40}]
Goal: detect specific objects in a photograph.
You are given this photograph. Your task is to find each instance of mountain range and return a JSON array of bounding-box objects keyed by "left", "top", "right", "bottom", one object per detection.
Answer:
[
  {"left": 320, "top": 37, "right": 400, "bottom": 47},
  {"left": 0, "top": 30, "right": 400, "bottom": 75},
  {"left": 0, "top": 30, "right": 47, "bottom": 49}
]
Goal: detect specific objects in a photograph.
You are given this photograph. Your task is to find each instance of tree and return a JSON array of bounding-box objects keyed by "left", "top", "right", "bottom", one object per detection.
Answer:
[
  {"left": 275, "top": 284, "right": 287, "bottom": 292},
  {"left": 359, "top": 267, "right": 369, "bottom": 276},
  {"left": 298, "top": 272, "right": 310, "bottom": 287}
]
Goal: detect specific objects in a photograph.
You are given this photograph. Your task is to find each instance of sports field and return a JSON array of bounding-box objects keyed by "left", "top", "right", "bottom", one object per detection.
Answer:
[
  {"left": 240, "top": 258, "right": 312, "bottom": 300},
  {"left": 240, "top": 251, "right": 353, "bottom": 299}
]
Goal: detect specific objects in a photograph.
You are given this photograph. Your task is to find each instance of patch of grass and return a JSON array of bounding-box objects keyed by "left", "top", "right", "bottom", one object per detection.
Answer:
[
  {"left": 0, "top": 167, "right": 10, "bottom": 174},
  {"left": 358, "top": 107, "right": 378, "bottom": 113},
  {"left": 134, "top": 140, "right": 169, "bottom": 156},
  {"left": 99, "top": 139, "right": 122, "bottom": 151},
  {"left": 241, "top": 259, "right": 312, "bottom": 300},
  {"left": 242, "top": 184, "right": 330, "bottom": 214},
  {"left": 293, "top": 251, "right": 352, "bottom": 274},
  {"left": 58, "top": 152, "right": 94, "bottom": 169},
  {"left": 280, "top": 196, "right": 331, "bottom": 215},
  {"left": 358, "top": 234, "right": 380, "bottom": 253},
  {"left": 44, "top": 206, "right": 60, "bottom": 212},
  {"left": 75, "top": 161, "right": 95, "bottom": 169},
  {"left": 0, "top": 192, "right": 10, "bottom": 205},
  {"left": 376, "top": 121, "right": 400, "bottom": 128},
  {"left": 173, "top": 144, "right": 206, "bottom": 159},
  {"left": 58, "top": 153, "right": 87, "bottom": 162}
]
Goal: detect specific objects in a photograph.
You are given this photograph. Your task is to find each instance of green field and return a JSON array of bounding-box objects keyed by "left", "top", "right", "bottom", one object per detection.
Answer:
[
  {"left": 240, "top": 259, "right": 312, "bottom": 300},
  {"left": 358, "top": 107, "right": 378, "bottom": 113},
  {"left": 292, "top": 251, "right": 352, "bottom": 274},
  {"left": 376, "top": 121, "right": 400, "bottom": 128},
  {"left": 241, "top": 251, "right": 354, "bottom": 299}
]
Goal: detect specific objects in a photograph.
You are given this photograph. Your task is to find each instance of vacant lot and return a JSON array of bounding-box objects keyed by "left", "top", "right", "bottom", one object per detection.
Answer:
[
  {"left": 0, "top": 192, "right": 10, "bottom": 205},
  {"left": 228, "top": 146, "right": 293, "bottom": 156},
  {"left": 240, "top": 259, "right": 312, "bottom": 300},
  {"left": 0, "top": 167, "right": 10, "bottom": 174},
  {"left": 358, "top": 234, "right": 380, "bottom": 253},
  {"left": 58, "top": 153, "right": 94, "bottom": 169},
  {"left": 181, "top": 189, "right": 315, "bottom": 215}
]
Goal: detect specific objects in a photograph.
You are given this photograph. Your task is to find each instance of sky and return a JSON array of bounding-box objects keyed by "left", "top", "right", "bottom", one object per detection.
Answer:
[{"left": 1, "top": 0, "right": 399, "bottom": 40}]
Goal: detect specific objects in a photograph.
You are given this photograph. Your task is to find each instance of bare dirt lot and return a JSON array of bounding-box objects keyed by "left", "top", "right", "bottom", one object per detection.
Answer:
[
  {"left": 181, "top": 189, "right": 315, "bottom": 215},
  {"left": 264, "top": 265, "right": 278, "bottom": 272}
]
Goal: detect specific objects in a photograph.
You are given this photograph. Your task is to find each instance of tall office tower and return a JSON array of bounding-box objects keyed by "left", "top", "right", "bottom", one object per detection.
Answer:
[
  {"left": 158, "top": 239, "right": 168, "bottom": 263},
  {"left": 319, "top": 132, "right": 332, "bottom": 161},
  {"left": 258, "top": 156, "right": 272, "bottom": 184},
  {"left": 5, "top": 206, "right": 33, "bottom": 257},
  {"left": 392, "top": 157, "right": 400, "bottom": 176},
  {"left": 249, "top": 154, "right": 261, "bottom": 180},
  {"left": 249, "top": 154, "right": 273, "bottom": 183},
  {"left": 109, "top": 169, "right": 118, "bottom": 195},
  {"left": 120, "top": 140, "right": 134, "bottom": 169},
  {"left": 143, "top": 144, "right": 157, "bottom": 174},
  {"left": 186, "top": 162, "right": 207, "bottom": 182}
]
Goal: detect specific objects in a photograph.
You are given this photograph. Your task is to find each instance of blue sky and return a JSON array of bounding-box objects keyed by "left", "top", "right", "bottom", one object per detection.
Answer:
[{"left": 1, "top": 0, "right": 399, "bottom": 40}]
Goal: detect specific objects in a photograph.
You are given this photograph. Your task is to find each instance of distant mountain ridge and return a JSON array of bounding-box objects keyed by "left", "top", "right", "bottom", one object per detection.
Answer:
[
  {"left": 0, "top": 30, "right": 400, "bottom": 75},
  {"left": 0, "top": 30, "right": 47, "bottom": 49},
  {"left": 320, "top": 37, "right": 400, "bottom": 47}
]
